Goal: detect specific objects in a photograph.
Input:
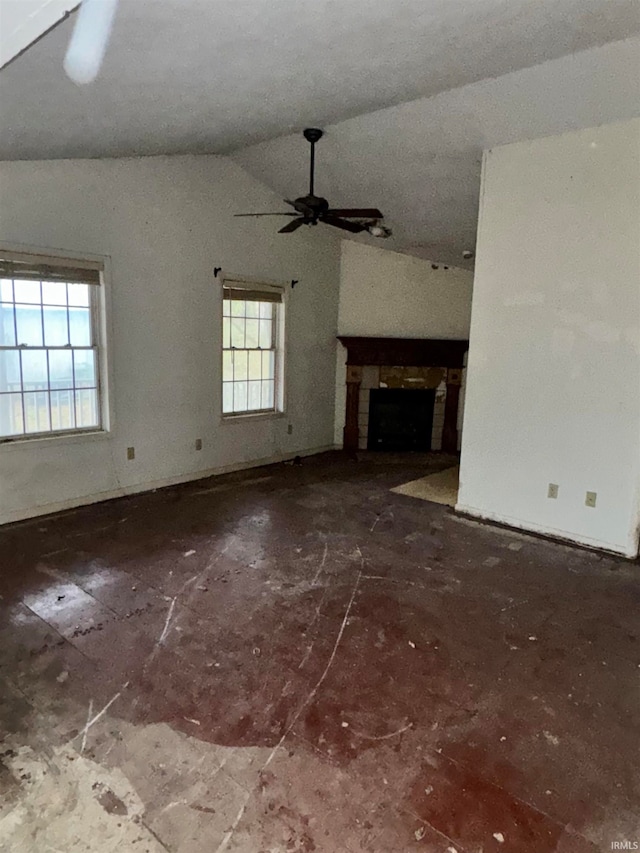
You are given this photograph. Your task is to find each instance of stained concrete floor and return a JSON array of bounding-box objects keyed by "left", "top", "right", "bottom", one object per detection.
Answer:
[{"left": 0, "top": 452, "right": 638, "bottom": 853}]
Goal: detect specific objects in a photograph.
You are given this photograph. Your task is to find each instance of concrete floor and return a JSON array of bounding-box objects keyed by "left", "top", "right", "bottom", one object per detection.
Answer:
[{"left": 0, "top": 452, "right": 638, "bottom": 853}]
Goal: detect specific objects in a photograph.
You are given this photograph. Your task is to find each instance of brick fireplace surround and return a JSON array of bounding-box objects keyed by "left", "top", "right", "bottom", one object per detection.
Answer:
[{"left": 337, "top": 337, "right": 469, "bottom": 454}]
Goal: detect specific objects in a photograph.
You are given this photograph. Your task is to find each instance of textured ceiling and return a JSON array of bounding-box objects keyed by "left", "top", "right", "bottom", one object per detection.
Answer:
[
  {"left": 234, "top": 37, "right": 640, "bottom": 267},
  {"left": 0, "top": 0, "right": 639, "bottom": 159},
  {"left": 0, "top": 0, "right": 638, "bottom": 265}
]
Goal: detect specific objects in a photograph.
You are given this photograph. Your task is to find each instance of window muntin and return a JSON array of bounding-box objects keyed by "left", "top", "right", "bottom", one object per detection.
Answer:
[
  {"left": 0, "top": 260, "right": 103, "bottom": 440},
  {"left": 222, "top": 284, "right": 282, "bottom": 416}
]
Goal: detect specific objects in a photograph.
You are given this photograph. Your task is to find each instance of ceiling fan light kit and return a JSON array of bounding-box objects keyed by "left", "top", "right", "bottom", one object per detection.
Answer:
[{"left": 235, "top": 128, "right": 391, "bottom": 238}]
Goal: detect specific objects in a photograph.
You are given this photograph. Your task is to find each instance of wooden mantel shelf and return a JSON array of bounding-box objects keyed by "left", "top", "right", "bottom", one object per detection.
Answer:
[
  {"left": 337, "top": 336, "right": 468, "bottom": 368},
  {"left": 337, "top": 336, "right": 469, "bottom": 453}
]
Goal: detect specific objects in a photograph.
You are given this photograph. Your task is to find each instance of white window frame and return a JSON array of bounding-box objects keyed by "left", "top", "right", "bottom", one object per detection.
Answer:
[
  {"left": 0, "top": 244, "right": 111, "bottom": 445},
  {"left": 220, "top": 275, "right": 286, "bottom": 421}
]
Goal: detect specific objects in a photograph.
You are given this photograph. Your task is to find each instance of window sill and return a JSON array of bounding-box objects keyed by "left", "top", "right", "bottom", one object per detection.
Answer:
[
  {"left": 220, "top": 411, "right": 286, "bottom": 425},
  {"left": 0, "top": 429, "right": 110, "bottom": 450}
]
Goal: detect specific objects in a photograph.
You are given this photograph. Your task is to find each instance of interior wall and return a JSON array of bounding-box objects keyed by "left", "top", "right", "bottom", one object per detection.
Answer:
[
  {"left": 0, "top": 0, "right": 77, "bottom": 67},
  {"left": 0, "top": 155, "right": 341, "bottom": 524},
  {"left": 458, "top": 118, "right": 640, "bottom": 557},
  {"left": 334, "top": 241, "right": 473, "bottom": 444}
]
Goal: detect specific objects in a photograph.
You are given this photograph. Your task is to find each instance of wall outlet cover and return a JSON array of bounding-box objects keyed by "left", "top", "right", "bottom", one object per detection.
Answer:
[
  {"left": 585, "top": 491, "right": 597, "bottom": 508},
  {"left": 195, "top": 438, "right": 203, "bottom": 451},
  {"left": 127, "top": 447, "right": 135, "bottom": 460},
  {"left": 548, "top": 483, "right": 559, "bottom": 499}
]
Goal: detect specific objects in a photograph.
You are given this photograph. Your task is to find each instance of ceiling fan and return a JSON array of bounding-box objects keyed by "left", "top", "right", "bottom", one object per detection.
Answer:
[{"left": 235, "top": 128, "right": 392, "bottom": 237}]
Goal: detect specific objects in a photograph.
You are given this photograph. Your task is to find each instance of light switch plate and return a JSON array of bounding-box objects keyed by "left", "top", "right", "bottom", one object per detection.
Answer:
[{"left": 585, "top": 491, "right": 597, "bottom": 508}]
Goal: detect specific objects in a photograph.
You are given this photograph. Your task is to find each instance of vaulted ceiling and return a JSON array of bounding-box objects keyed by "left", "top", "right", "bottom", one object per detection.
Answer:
[{"left": 1, "top": 0, "right": 638, "bottom": 264}]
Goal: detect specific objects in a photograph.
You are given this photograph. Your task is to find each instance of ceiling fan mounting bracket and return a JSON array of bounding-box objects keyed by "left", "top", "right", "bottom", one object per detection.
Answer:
[{"left": 303, "top": 128, "right": 324, "bottom": 144}]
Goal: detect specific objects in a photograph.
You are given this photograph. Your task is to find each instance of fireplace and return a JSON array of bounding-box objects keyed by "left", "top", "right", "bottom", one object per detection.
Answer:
[
  {"left": 337, "top": 337, "right": 469, "bottom": 454},
  {"left": 368, "top": 389, "right": 435, "bottom": 451}
]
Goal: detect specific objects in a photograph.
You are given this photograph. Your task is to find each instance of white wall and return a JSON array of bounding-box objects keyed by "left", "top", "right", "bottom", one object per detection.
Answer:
[
  {"left": 458, "top": 118, "right": 640, "bottom": 557},
  {"left": 0, "top": 0, "right": 77, "bottom": 68},
  {"left": 0, "top": 155, "right": 340, "bottom": 524},
  {"left": 334, "top": 240, "right": 473, "bottom": 444}
]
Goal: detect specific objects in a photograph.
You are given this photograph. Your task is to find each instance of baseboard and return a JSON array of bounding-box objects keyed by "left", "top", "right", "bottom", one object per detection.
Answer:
[
  {"left": 1, "top": 444, "right": 335, "bottom": 527},
  {"left": 454, "top": 502, "right": 638, "bottom": 559}
]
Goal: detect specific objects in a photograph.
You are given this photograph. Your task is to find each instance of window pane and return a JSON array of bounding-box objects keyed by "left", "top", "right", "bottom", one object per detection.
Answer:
[
  {"left": 230, "top": 300, "right": 245, "bottom": 317},
  {"left": 233, "top": 381, "right": 248, "bottom": 412},
  {"left": 222, "top": 316, "right": 230, "bottom": 348},
  {"left": 1, "top": 304, "right": 16, "bottom": 346},
  {"left": 245, "top": 301, "right": 260, "bottom": 318},
  {"left": 233, "top": 350, "right": 248, "bottom": 382},
  {"left": 223, "top": 298, "right": 232, "bottom": 317},
  {"left": 21, "top": 350, "right": 48, "bottom": 390},
  {"left": 0, "top": 279, "right": 13, "bottom": 302},
  {"left": 259, "top": 302, "right": 273, "bottom": 320},
  {"left": 0, "top": 351, "right": 20, "bottom": 393},
  {"left": 75, "top": 388, "right": 98, "bottom": 428},
  {"left": 262, "top": 350, "right": 275, "bottom": 380},
  {"left": 51, "top": 389, "right": 75, "bottom": 430},
  {"left": 245, "top": 319, "right": 259, "bottom": 348},
  {"left": 67, "top": 283, "right": 90, "bottom": 307},
  {"left": 69, "top": 307, "right": 91, "bottom": 346},
  {"left": 23, "top": 391, "right": 51, "bottom": 434},
  {"left": 261, "top": 380, "right": 275, "bottom": 410},
  {"left": 43, "top": 304, "right": 69, "bottom": 346},
  {"left": 222, "top": 382, "right": 234, "bottom": 414},
  {"left": 49, "top": 349, "right": 73, "bottom": 389},
  {"left": 74, "top": 349, "right": 96, "bottom": 388},
  {"left": 230, "top": 317, "right": 245, "bottom": 348},
  {"left": 259, "top": 319, "right": 273, "bottom": 349},
  {"left": 15, "top": 305, "right": 43, "bottom": 346},
  {"left": 41, "top": 281, "right": 67, "bottom": 306},
  {"left": 0, "top": 393, "right": 24, "bottom": 436},
  {"left": 247, "top": 380, "right": 262, "bottom": 411},
  {"left": 248, "top": 350, "right": 262, "bottom": 380},
  {"left": 13, "top": 280, "right": 40, "bottom": 304},
  {"left": 222, "top": 351, "right": 233, "bottom": 382}
]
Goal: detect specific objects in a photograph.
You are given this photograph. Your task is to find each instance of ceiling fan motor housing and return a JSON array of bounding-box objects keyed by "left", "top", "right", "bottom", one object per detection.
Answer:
[{"left": 294, "top": 194, "right": 330, "bottom": 220}]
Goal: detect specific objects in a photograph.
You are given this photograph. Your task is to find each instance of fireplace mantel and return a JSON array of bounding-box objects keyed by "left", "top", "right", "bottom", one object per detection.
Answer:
[
  {"left": 337, "top": 336, "right": 469, "bottom": 454},
  {"left": 337, "top": 336, "right": 468, "bottom": 368}
]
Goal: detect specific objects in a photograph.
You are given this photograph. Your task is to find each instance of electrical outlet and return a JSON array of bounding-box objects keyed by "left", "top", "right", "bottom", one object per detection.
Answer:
[
  {"left": 127, "top": 447, "right": 135, "bottom": 461},
  {"left": 548, "top": 483, "right": 559, "bottom": 499},
  {"left": 585, "top": 491, "right": 597, "bottom": 508},
  {"left": 195, "top": 438, "right": 203, "bottom": 451},
  {"left": 287, "top": 423, "right": 293, "bottom": 435}
]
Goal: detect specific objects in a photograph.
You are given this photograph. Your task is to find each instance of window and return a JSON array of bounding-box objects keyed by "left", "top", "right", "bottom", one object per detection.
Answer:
[
  {"left": 0, "top": 250, "right": 104, "bottom": 441},
  {"left": 222, "top": 281, "right": 284, "bottom": 416}
]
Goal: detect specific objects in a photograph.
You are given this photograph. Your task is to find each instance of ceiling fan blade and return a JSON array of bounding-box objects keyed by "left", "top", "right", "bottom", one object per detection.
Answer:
[
  {"left": 64, "top": 0, "right": 119, "bottom": 85},
  {"left": 279, "top": 219, "right": 307, "bottom": 234},
  {"left": 326, "top": 208, "right": 384, "bottom": 219},
  {"left": 320, "top": 215, "right": 366, "bottom": 234},
  {"left": 234, "top": 212, "right": 297, "bottom": 217}
]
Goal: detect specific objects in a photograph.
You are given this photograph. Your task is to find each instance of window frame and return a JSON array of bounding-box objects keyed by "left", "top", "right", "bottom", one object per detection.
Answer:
[
  {"left": 220, "top": 275, "right": 287, "bottom": 421},
  {"left": 0, "top": 244, "right": 111, "bottom": 446}
]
